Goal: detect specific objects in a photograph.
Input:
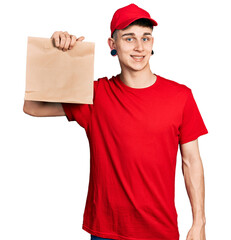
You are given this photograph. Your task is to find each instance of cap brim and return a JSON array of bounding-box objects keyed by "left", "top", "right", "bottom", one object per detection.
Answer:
[{"left": 111, "top": 17, "right": 158, "bottom": 37}]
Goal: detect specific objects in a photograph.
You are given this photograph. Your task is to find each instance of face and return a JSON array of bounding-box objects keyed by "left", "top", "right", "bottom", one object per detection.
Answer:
[{"left": 108, "top": 25, "right": 154, "bottom": 72}]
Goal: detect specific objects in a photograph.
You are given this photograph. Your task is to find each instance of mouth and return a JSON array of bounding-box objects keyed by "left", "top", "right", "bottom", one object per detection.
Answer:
[{"left": 130, "top": 55, "right": 145, "bottom": 62}]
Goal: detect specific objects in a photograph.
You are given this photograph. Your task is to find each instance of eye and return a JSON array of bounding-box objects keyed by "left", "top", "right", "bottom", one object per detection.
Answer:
[
  {"left": 126, "top": 37, "right": 133, "bottom": 42},
  {"left": 142, "top": 37, "right": 149, "bottom": 42}
]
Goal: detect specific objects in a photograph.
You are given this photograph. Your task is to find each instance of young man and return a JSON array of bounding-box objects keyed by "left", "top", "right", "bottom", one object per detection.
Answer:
[{"left": 23, "top": 4, "right": 208, "bottom": 240}]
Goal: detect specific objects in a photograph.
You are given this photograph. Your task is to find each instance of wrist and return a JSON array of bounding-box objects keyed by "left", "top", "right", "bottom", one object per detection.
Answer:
[
  {"left": 193, "top": 217, "right": 206, "bottom": 226},
  {"left": 192, "top": 209, "right": 206, "bottom": 225}
]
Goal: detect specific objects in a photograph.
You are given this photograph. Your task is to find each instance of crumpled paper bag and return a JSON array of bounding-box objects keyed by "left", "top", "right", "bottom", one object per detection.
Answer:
[{"left": 24, "top": 36, "right": 95, "bottom": 104}]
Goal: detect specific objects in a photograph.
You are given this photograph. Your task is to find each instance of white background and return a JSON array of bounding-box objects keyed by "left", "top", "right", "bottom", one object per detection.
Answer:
[{"left": 0, "top": 0, "right": 230, "bottom": 239}]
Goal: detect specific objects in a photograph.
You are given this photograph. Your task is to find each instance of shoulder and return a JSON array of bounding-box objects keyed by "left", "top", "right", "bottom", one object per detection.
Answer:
[
  {"left": 93, "top": 76, "right": 108, "bottom": 89},
  {"left": 158, "top": 74, "right": 192, "bottom": 96},
  {"left": 92, "top": 76, "right": 112, "bottom": 100},
  {"left": 94, "top": 76, "right": 109, "bottom": 82},
  {"left": 93, "top": 75, "right": 117, "bottom": 88},
  {"left": 93, "top": 76, "right": 109, "bottom": 85}
]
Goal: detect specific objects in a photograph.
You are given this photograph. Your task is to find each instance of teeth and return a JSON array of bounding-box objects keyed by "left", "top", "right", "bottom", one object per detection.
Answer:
[{"left": 132, "top": 56, "right": 144, "bottom": 58}]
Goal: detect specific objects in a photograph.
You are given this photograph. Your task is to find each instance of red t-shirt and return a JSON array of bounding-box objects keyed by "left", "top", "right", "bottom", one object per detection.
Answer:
[{"left": 62, "top": 74, "right": 208, "bottom": 240}]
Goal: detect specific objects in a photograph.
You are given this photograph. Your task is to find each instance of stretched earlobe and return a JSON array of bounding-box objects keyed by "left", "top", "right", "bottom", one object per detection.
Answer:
[
  {"left": 151, "top": 50, "right": 154, "bottom": 55},
  {"left": 111, "top": 49, "right": 117, "bottom": 56}
]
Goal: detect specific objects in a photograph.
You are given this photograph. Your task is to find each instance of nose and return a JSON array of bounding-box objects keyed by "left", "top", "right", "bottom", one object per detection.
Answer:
[{"left": 134, "top": 39, "right": 144, "bottom": 52}]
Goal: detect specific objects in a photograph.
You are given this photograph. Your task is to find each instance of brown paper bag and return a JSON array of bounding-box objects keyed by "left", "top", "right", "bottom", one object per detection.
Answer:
[{"left": 24, "top": 36, "right": 95, "bottom": 104}]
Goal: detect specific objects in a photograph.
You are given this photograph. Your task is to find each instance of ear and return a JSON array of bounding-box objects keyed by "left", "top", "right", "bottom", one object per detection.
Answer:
[
  {"left": 108, "top": 37, "right": 116, "bottom": 50},
  {"left": 151, "top": 36, "right": 154, "bottom": 46}
]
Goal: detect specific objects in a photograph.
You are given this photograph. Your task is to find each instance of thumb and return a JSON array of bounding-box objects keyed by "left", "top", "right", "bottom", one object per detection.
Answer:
[{"left": 76, "top": 36, "right": 85, "bottom": 42}]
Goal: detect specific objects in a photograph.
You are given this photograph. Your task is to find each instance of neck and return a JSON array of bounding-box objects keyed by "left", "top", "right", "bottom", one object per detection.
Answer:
[{"left": 119, "top": 65, "right": 156, "bottom": 88}]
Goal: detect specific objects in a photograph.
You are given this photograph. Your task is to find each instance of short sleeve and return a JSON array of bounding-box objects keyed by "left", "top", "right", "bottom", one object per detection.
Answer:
[
  {"left": 61, "top": 80, "right": 99, "bottom": 129},
  {"left": 179, "top": 89, "right": 208, "bottom": 144},
  {"left": 62, "top": 102, "right": 93, "bottom": 129}
]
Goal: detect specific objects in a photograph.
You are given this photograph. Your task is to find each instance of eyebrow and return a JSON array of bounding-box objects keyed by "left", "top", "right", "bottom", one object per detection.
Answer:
[{"left": 121, "top": 32, "right": 152, "bottom": 37}]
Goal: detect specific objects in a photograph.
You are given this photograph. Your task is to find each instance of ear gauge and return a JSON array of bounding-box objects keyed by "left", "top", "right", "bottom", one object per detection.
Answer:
[
  {"left": 111, "top": 49, "right": 117, "bottom": 56},
  {"left": 151, "top": 50, "right": 154, "bottom": 55}
]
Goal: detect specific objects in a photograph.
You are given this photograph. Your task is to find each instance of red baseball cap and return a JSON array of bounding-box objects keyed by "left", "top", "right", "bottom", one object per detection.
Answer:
[{"left": 110, "top": 4, "right": 158, "bottom": 37}]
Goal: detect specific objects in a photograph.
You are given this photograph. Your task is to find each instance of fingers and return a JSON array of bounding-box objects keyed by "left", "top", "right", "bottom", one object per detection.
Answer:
[
  {"left": 51, "top": 31, "right": 61, "bottom": 48},
  {"left": 77, "top": 36, "right": 85, "bottom": 42},
  {"left": 58, "top": 31, "right": 71, "bottom": 51},
  {"left": 68, "top": 35, "right": 77, "bottom": 50},
  {"left": 50, "top": 31, "right": 84, "bottom": 51}
]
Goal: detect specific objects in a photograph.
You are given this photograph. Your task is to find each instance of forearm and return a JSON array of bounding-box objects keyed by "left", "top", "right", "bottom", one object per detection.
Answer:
[
  {"left": 23, "top": 100, "right": 64, "bottom": 117},
  {"left": 182, "top": 156, "right": 206, "bottom": 225}
]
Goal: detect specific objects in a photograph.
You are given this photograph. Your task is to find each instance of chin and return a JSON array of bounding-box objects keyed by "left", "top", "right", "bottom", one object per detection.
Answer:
[
  {"left": 128, "top": 62, "right": 149, "bottom": 72},
  {"left": 120, "top": 58, "right": 150, "bottom": 72}
]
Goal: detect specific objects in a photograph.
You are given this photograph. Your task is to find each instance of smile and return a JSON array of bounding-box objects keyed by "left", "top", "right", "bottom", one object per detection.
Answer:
[{"left": 130, "top": 55, "right": 145, "bottom": 62}]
